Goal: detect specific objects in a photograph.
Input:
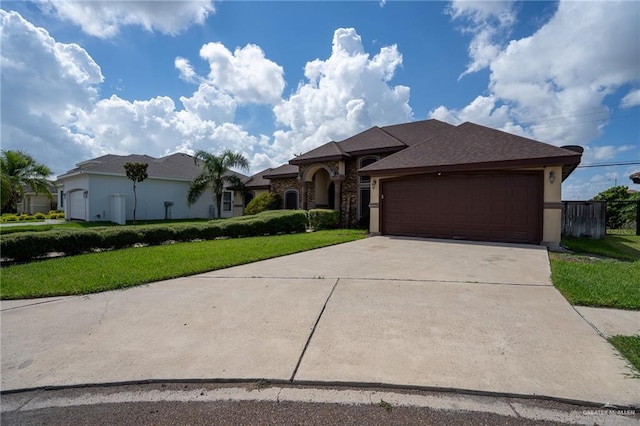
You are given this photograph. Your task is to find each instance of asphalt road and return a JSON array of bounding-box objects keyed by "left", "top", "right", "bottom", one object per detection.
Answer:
[{"left": 2, "top": 383, "right": 638, "bottom": 426}]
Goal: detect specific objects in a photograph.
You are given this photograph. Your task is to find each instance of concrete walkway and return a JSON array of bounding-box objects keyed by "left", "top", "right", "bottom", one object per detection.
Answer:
[
  {"left": 575, "top": 306, "right": 640, "bottom": 338},
  {"left": 2, "top": 237, "right": 639, "bottom": 406}
]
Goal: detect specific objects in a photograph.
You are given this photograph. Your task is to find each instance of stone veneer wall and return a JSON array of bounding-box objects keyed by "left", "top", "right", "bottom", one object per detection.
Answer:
[
  {"left": 340, "top": 159, "right": 359, "bottom": 227},
  {"left": 269, "top": 177, "right": 302, "bottom": 208}
]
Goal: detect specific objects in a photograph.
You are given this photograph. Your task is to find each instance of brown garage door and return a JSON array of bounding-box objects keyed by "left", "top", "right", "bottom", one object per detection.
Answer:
[{"left": 381, "top": 172, "right": 542, "bottom": 244}]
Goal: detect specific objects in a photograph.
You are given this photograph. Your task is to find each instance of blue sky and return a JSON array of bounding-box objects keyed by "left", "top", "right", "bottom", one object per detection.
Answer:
[{"left": 1, "top": 0, "right": 638, "bottom": 199}]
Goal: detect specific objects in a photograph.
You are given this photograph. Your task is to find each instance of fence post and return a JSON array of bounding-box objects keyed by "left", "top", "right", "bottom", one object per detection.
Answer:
[{"left": 637, "top": 200, "right": 640, "bottom": 236}]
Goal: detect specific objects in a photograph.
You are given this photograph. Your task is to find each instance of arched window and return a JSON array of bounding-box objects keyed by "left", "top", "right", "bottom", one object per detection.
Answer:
[{"left": 284, "top": 189, "right": 299, "bottom": 210}]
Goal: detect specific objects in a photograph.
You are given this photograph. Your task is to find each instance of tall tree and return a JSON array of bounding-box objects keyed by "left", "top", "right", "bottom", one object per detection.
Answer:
[
  {"left": 123, "top": 162, "right": 148, "bottom": 224},
  {"left": 187, "top": 150, "right": 250, "bottom": 219},
  {"left": 0, "top": 150, "right": 53, "bottom": 213}
]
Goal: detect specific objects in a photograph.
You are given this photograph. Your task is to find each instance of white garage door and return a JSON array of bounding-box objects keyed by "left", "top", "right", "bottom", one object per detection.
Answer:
[{"left": 68, "top": 190, "right": 86, "bottom": 221}]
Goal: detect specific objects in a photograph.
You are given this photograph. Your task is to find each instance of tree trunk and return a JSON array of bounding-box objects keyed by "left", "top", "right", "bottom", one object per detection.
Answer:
[{"left": 133, "top": 182, "right": 137, "bottom": 224}]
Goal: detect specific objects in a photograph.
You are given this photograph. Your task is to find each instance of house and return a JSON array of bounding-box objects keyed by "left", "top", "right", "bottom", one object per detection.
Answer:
[
  {"left": 630, "top": 172, "right": 640, "bottom": 185},
  {"left": 57, "top": 153, "right": 247, "bottom": 223},
  {"left": 16, "top": 185, "right": 57, "bottom": 215},
  {"left": 265, "top": 119, "right": 582, "bottom": 247}
]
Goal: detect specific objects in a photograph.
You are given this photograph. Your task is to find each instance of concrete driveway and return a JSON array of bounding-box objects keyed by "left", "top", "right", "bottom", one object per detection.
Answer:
[{"left": 2, "top": 236, "right": 639, "bottom": 406}]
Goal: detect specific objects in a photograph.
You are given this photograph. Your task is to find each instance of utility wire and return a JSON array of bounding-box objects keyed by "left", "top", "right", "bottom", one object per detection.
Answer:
[{"left": 577, "top": 161, "right": 640, "bottom": 168}]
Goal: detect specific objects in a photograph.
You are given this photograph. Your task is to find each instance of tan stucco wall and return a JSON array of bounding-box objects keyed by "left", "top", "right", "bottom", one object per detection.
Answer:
[
  {"left": 368, "top": 175, "right": 395, "bottom": 234},
  {"left": 542, "top": 165, "right": 563, "bottom": 247}
]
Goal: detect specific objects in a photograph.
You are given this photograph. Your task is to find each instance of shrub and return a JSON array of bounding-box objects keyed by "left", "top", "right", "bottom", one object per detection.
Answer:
[
  {"left": 34, "top": 212, "right": 46, "bottom": 219},
  {"left": 2, "top": 215, "right": 18, "bottom": 222},
  {"left": 308, "top": 209, "right": 340, "bottom": 230},
  {"left": 0, "top": 210, "right": 308, "bottom": 262},
  {"left": 56, "top": 213, "right": 65, "bottom": 219},
  {"left": 245, "top": 192, "right": 282, "bottom": 215}
]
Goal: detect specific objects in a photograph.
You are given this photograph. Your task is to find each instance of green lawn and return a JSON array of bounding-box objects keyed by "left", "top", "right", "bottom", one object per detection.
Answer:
[
  {"left": 609, "top": 335, "right": 640, "bottom": 374},
  {"left": 0, "top": 230, "right": 366, "bottom": 299},
  {"left": 550, "top": 234, "right": 640, "bottom": 310}
]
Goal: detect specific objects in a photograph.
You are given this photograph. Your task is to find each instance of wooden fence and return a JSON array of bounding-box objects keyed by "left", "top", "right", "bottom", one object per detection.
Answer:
[{"left": 562, "top": 201, "right": 606, "bottom": 239}]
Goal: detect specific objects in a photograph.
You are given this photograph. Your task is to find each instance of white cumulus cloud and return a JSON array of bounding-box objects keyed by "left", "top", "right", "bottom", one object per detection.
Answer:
[
  {"left": 175, "top": 42, "right": 285, "bottom": 105},
  {"left": 271, "top": 28, "right": 412, "bottom": 162},
  {"left": 36, "top": 0, "right": 215, "bottom": 38},
  {"left": 0, "top": 9, "right": 103, "bottom": 174},
  {"left": 431, "top": 0, "right": 640, "bottom": 148}
]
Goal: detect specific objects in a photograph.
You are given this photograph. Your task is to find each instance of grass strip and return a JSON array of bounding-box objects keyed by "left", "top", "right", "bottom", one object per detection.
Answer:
[
  {"left": 550, "top": 254, "right": 640, "bottom": 310},
  {"left": 0, "top": 230, "right": 366, "bottom": 299},
  {"left": 609, "top": 335, "right": 640, "bottom": 373},
  {"left": 561, "top": 235, "right": 640, "bottom": 262}
]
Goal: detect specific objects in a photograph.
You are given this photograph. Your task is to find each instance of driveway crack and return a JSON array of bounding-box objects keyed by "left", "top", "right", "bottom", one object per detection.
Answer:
[{"left": 289, "top": 278, "right": 340, "bottom": 382}]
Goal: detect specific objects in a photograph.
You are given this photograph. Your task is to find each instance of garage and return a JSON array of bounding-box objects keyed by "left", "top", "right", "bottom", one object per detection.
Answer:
[
  {"left": 381, "top": 171, "right": 543, "bottom": 244},
  {"left": 68, "top": 190, "right": 86, "bottom": 221}
]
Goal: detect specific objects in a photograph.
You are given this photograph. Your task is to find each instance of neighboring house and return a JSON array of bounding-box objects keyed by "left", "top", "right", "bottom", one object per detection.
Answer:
[
  {"left": 16, "top": 186, "right": 57, "bottom": 215},
  {"left": 265, "top": 119, "right": 582, "bottom": 247},
  {"left": 630, "top": 172, "right": 640, "bottom": 185},
  {"left": 57, "top": 153, "right": 247, "bottom": 223},
  {"left": 237, "top": 168, "right": 273, "bottom": 215}
]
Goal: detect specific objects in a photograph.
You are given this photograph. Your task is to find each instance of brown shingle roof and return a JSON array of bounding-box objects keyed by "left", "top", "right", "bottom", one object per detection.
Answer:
[
  {"left": 381, "top": 119, "right": 455, "bottom": 146},
  {"left": 289, "top": 141, "right": 346, "bottom": 164},
  {"left": 289, "top": 119, "right": 455, "bottom": 165},
  {"left": 243, "top": 168, "right": 272, "bottom": 189},
  {"left": 360, "top": 122, "right": 582, "bottom": 177},
  {"left": 262, "top": 163, "right": 299, "bottom": 179}
]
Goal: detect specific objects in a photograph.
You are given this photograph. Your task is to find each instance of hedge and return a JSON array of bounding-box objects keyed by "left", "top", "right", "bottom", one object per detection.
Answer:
[
  {"left": 308, "top": 209, "right": 340, "bottom": 230},
  {"left": 1, "top": 210, "right": 308, "bottom": 262}
]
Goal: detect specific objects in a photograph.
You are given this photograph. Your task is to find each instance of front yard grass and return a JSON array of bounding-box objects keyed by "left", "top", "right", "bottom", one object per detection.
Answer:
[
  {"left": 550, "top": 234, "right": 640, "bottom": 310},
  {"left": 609, "top": 335, "right": 640, "bottom": 374},
  {"left": 0, "top": 230, "right": 366, "bottom": 299}
]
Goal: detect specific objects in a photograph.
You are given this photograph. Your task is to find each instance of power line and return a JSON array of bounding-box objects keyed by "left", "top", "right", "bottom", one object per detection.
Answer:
[{"left": 577, "top": 161, "right": 640, "bottom": 168}]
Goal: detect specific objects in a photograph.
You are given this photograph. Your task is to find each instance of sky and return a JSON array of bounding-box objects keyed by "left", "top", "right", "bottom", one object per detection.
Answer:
[{"left": 1, "top": 0, "right": 638, "bottom": 200}]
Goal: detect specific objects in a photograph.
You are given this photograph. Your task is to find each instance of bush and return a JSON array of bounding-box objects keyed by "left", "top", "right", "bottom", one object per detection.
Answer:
[
  {"left": 56, "top": 213, "right": 65, "bottom": 219},
  {"left": 2, "top": 215, "right": 18, "bottom": 222},
  {"left": 34, "top": 212, "right": 46, "bottom": 219},
  {"left": 0, "top": 210, "right": 308, "bottom": 262},
  {"left": 245, "top": 192, "right": 282, "bottom": 215},
  {"left": 308, "top": 209, "right": 340, "bottom": 230}
]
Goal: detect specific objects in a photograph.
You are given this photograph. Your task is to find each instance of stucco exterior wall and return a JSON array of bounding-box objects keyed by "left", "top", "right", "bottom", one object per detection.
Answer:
[
  {"left": 61, "top": 174, "right": 224, "bottom": 222},
  {"left": 368, "top": 175, "right": 394, "bottom": 234},
  {"left": 17, "top": 193, "right": 54, "bottom": 214},
  {"left": 542, "top": 165, "right": 563, "bottom": 248}
]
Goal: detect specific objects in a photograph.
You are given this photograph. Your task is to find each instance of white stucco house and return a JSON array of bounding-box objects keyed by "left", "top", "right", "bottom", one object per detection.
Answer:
[{"left": 57, "top": 153, "right": 247, "bottom": 223}]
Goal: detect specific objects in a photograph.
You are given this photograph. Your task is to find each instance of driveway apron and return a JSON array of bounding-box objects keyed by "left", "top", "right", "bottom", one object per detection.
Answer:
[{"left": 2, "top": 237, "right": 639, "bottom": 406}]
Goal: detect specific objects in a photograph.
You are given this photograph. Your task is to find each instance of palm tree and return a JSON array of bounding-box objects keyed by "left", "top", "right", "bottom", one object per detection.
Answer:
[
  {"left": 1, "top": 150, "right": 53, "bottom": 213},
  {"left": 187, "top": 150, "right": 250, "bottom": 219}
]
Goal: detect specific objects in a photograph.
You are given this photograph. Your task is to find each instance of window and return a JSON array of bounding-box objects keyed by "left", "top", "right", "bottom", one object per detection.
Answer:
[
  {"left": 284, "top": 189, "right": 299, "bottom": 210},
  {"left": 222, "top": 191, "right": 232, "bottom": 212},
  {"left": 359, "top": 156, "right": 378, "bottom": 184},
  {"left": 358, "top": 156, "right": 379, "bottom": 219},
  {"left": 60, "top": 190, "right": 64, "bottom": 208}
]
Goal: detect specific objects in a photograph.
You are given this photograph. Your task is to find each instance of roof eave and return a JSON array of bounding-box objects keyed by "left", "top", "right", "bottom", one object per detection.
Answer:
[
  {"left": 360, "top": 155, "right": 583, "bottom": 177},
  {"left": 289, "top": 154, "right": 349, "bottom": 165}
]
